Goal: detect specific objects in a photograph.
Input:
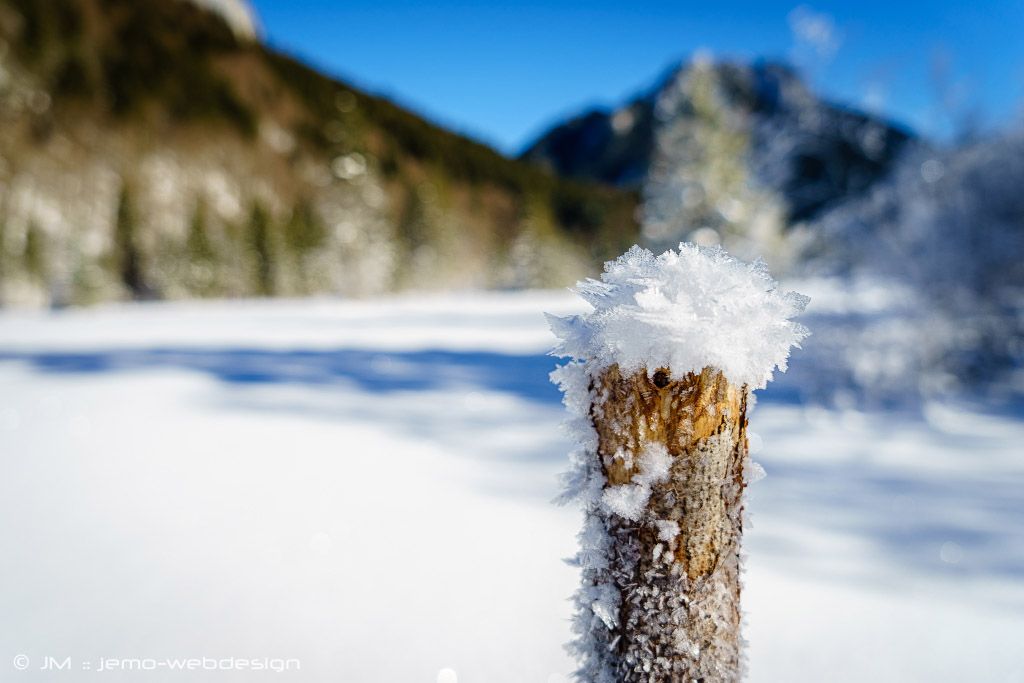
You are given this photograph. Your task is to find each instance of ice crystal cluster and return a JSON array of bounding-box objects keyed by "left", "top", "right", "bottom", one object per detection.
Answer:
[
  {"left": 549, "top": 243, "right": 807, "bottom": 681},
  {"left": 548, "top": 243, "right": 809, "bottom": 391}
]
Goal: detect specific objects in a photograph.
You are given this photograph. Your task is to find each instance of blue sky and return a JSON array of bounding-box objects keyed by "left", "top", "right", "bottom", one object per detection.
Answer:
[{"left": 249, "top": 0, "right": 1024, "bottom": 154}]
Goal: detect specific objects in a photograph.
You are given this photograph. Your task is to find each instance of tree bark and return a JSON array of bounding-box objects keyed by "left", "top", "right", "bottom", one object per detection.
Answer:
[{"left": 590, "top": 364, "right": 749, "bottom": 682}]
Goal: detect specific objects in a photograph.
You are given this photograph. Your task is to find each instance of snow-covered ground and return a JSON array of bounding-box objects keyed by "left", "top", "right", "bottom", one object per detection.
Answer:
[{"left": 1, "top": 289, "right": 1022, "bottom": 682}]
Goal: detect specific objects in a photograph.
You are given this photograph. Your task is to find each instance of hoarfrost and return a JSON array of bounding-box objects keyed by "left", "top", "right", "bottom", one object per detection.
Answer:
[
  {"left": 601, "top": 444, "right": 673, "bottom": 522},
  {"left": 602, "top": 485, "right": 649, "bottom": 522},
  {"left": 636, "top": 443, "right": 673, "bottom": 485},
  {"left": 747, "top": 461, "right": 767, "bottom": 484},
  {"left": 548, "top": 243, "right": 809, "bottom": 389},
  {"left": 591, "top": 585, "right": 620, "bottom": 630},
  {"left": 655, "top": 519, "right": 681, "bottom": 542}
]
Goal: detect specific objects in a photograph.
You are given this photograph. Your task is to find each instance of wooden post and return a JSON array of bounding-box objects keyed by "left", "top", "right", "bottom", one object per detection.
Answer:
[
  {"left": 590, "top": 364, "right": 748, "bottom": 681},
  {"left": 549, "top": 244, "right": 807, "bottom": 683}
]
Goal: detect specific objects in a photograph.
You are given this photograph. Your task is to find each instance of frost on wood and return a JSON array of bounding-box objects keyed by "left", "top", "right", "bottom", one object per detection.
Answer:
[
  {"left": 550, "top": 244, "right": 807, "bottom": 682},
  {"left": 547, "top": 243, "right": 809, "bottom": 391}
]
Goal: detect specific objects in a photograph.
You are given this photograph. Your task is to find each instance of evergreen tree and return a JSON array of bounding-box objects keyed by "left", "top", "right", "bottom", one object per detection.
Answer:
[
  {"left": 396, "top": 185, "right": 429, "bottom": 252},
  {"left": 187, "top": 199, "right": 215, "bottom": 262},
  {"left": 185, "top": 198, "right": 217, "bottom": 296},
  {"left": 114, "top": 185, "right": 146, "bottom": 298},
  {"left": 23, "top": 221, "right": 47, "bottom": 283},
  {"left": 0, "top": 215, "right": 6, "bottom": 289},
  {"left": 246, "top": 202, "right": 274, "bottom": 296},
  {"left": 282, "top": 200, "right": 325, "bottom": 293},
  {"left": 283, "top": 199, "right": 325, "bottom": 255}
]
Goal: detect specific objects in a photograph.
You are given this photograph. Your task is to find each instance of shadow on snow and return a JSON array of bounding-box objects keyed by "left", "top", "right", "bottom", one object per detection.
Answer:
[
  {"left": 0, "top": 347, "right": 566, "bottom": 404},
  {"left": 2, "top": 347, "right": 1022, "bottom": 590},
  {"left": 0, "top": 346, "right": 811, "bottom": 405}
]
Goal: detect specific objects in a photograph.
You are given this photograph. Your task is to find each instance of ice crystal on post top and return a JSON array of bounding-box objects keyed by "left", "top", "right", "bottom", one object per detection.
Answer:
[{"left": 548, "top": 243, "right": 809, "bottom": 389}]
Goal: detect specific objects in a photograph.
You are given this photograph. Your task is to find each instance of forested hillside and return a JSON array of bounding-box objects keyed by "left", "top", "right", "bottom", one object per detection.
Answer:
[{"left": 0, "top": 0, "right": 638, "bottom": 305}]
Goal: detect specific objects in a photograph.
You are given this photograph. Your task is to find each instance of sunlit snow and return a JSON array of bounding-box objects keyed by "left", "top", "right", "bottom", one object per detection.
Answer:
[{"left": 1, "top": 290, "right": 1022, "bottom": 682}]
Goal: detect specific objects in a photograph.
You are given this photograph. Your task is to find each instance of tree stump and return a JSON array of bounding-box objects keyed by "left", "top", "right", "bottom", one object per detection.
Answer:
[
  {"left": 590, "top": 364, "right": 748, "bottom": 681},
  {"left": 547, "top": 243, "right": 807, "bottom": 683}
]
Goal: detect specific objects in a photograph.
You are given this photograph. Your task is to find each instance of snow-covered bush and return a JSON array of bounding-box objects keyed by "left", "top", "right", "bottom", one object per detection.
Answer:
[{"left": 802, "top": 127, "right": 1024, "bottom": 399}]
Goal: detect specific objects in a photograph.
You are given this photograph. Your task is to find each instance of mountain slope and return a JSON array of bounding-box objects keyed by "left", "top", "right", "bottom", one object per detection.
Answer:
[
  {"left": 0, "top": 0, "right": 638, "bottom": 306},
  {"left": 522, "top": 60, "right": 912, "bottom": 268}
]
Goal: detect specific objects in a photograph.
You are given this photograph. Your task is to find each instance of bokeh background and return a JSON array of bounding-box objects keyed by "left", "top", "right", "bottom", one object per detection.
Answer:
[{"left": 0, "top": 1, "right": 1022, "bottom": 681}]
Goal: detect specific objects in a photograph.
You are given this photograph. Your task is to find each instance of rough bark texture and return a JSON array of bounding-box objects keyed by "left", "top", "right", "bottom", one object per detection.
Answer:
[{"left": 591, "top": 364, "right": 748, "bottom": 682}]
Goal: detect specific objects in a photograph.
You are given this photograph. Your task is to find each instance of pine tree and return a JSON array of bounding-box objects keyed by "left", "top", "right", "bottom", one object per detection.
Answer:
[
  {"left": 113, "top": 185, "right": 146, "bottom": 298},
  {"left": 23, "top": 221, "right": 48, "bottom": 284},
  {"left": 283, "top": 199, "right": 325, "bottom": 255},
  {"left": 246, "top": 202, "right": 274, "bottom": 296},
  {"left": 185, "top": 198, "right": 217, "bottom": 295}
]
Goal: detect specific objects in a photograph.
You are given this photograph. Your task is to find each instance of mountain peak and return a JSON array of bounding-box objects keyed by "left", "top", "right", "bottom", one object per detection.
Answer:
[
  {"left": 186, "top": 0, "right": 259, "bottom": 40},
  {"left": 523, "top": 57, "right": 913, "bottom": 226}
]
